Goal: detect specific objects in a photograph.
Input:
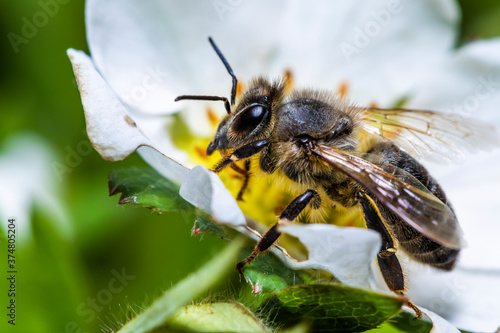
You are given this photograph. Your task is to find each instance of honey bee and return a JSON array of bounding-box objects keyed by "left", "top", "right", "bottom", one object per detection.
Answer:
[{"left": 175, "top": 38, "right": 499, "bottom": 318}]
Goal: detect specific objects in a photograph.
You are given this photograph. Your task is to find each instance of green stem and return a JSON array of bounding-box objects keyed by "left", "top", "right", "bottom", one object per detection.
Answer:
[{"left": 118, "top": 237, "right": 244, "bottom": 333}]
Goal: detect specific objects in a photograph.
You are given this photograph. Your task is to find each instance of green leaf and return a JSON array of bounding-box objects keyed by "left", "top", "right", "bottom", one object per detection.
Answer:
[
  {"left": 258, "top": 284, "right": 404, "bottom": 333},
  {"left": 117, "top": 237, "right": 245, "bottom": 333},
  {"left": 384, "top": 311, "right": 432, "bottom": 333},
  {"left": 161, "top": 302, "right": 270, "bottom": 332},
  {"left": 108, "top": 167, "right": 194, "bottom": 212},
  {"left": 193, "top": 210, "right": 228, "bottom": 239},
  {"left": 240, "top": 248, "right": 315, "bottom": 293},
  {"left": 458, "top": 0, "right": 500, "bottom": 43}
]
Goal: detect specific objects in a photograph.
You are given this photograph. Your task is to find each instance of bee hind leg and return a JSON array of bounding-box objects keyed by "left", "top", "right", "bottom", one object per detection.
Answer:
[
  {"left": 358, "top": 192, "right": 423, "bottom": 320},
  {"left": 236, "top": 189, "right": 321, "bottom": 273}
]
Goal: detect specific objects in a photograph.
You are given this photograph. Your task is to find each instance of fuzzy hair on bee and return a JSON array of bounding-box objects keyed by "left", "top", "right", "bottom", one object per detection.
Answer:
[{"left": 174, "top": 37, "right": 500, "bottom": 319}]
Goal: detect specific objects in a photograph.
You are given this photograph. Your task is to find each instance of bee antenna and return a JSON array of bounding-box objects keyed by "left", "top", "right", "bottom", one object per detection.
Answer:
[
  {"left": 208, "top": 37, "right": 237, "bottom": 106},
  {"left": 175, "top": 95, "right": 231, "bottom": 114}
]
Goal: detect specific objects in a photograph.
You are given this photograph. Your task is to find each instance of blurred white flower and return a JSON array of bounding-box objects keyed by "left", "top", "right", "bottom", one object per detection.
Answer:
[
  {"left": 0, "top": 133, "right": 70, "bottom": 243},
  {"left": 68, "top": 0, "right": 500, "bottom": 331}
]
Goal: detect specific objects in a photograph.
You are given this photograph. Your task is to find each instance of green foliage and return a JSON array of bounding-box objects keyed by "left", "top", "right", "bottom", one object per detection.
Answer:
[
  {"left": 162, "top": 302, "right": 270, "bottom": 332},
  {"left": 109, "top": 167, "right": 194, "bottom": 212},
  {"left": 117, "top": 238, "right": 245, "bottom": 333},
  {"left": 193, "top": 210, "right": 228, "bottom": 238},
  {"left": 239, "top": 248, "right": 315, "bottom": 293},
  {"left": 366, "top": 311, "right": 432, "bottom": 333},
  {"left": 259, "top": 284, "right": 404, "bottom": 332},
  {"left": 458, "top": 0, "right": 500, "bottom": 43}
]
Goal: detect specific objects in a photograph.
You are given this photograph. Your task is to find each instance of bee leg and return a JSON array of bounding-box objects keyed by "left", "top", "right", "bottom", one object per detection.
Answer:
[
  {"left": 358, "top": 192, "right": 423, "bottom": 320},
  {"left": 212, "top": 140, "right": 269, "bottom": 173},
  {"left": 234, "top": 160, "right": 251, "bottom": 201},
  {"left": 236, "top": 189, "right": 321, "bottom": 273}
]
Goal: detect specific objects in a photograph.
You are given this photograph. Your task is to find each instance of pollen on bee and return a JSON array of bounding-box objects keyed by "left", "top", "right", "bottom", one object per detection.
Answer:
[
  {"left": 337, "top": 81, "right": 349, "bottom": 99},
  {"left": 369, "top": 102, "right": 379, "bottom": 108}
]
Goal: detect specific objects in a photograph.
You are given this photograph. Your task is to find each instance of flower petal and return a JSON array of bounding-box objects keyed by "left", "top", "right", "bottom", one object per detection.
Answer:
[
  {"left": 179, "top": 165, "right": 246, "bottom": 227},
  {"left": 409, "top": 39, "right": 500, "bottom": 123},
  {"left": 67, "top": 48, "right": 190, "bottom": 185},
  {"left": 421, "top": 307, "right": 460, "bottom": 333},
  {"left": 67, "top": 48, "right": 152, "bottom": 161},
  {"left": 86, "top": 0, "right": 460, "bottom": 114},
  {"left": 0, "top": 133, "right": 70, "bottom": 242},
  {"left": 408, "top": 266, "right": 500, "bottom": 332},
  {"left": 407, "top": 41, "right": 500, "bottom": 271},
  {"left": 279, "top": 223, "right": 381, "bottom": 289}
]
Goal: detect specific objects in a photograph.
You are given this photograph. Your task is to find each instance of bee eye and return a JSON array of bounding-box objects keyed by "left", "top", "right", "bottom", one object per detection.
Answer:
[{"left": 230, "top": 104, "right": 268, "bottom": 136}]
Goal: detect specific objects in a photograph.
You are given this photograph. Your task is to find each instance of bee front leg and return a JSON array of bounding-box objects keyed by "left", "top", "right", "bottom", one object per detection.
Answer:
[
  {"left": 230, "top": 160, "right": 251, "bottom": 201},
  {"left": 358, "top": 192, "right": 423, "bottom": 319},
  {"left": 236, "top": 189, "right": 321, "bottom": 272},
  {"left": 212, "top": 140, "right": 269, "bottom": 173}
]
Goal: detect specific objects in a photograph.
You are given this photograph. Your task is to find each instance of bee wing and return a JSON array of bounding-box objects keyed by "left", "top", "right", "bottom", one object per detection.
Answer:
[
  {"left": 358, "top": 107, "right": 500, "bottom": 163},
  {"left": 313, "top": 145, "right": 464, "bottom": 249}
]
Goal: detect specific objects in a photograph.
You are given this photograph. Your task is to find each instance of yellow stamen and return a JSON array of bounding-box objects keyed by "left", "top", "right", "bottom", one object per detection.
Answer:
[
  {"left": 194, "top": 145, "right": 209, "bottom": 160},
  {"left": 206, "top": 107, "right": 219, "bottom": 127},
  {"left": 338, "top": 81, "right": 349, "bottom": 99},
  {"left": 236, "top": 81, "right": 245, "bottom": 98},
  {"left": 283, "top": 69, "right": 294, "bottom": 93}
]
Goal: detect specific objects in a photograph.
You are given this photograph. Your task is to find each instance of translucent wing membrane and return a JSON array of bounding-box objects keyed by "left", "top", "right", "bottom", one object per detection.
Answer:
[
  {"left": 359, "top": 108, "right": 500, "bottom": 163},
  {"left": 312, "top": 145, "right": 464, "bottom": 249}
]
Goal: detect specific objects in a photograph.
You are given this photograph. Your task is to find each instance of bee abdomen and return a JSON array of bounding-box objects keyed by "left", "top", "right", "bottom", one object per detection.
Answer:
[
  {"left": 392, "top": 222, "right": 459, "bottom": 271},
  {"left": 368, "top": 141, "right": 460, "bottom": 270}
]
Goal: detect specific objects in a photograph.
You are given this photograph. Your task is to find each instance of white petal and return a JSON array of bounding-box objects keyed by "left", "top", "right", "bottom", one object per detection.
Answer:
[
  {"left": 279, "top": 223, "right": 381, "bottom": 289},
  {"left": 408, "top": 266, "right": 500, "bottom": 332},
  {"left": 420, "top": 307, "right": 460, "bottom": 333},
  {"left": 67, "top": 49, "right": 190, "bottom": 184},
  {"left": 409, "top": 38, "right": 500, "bottom": 124},
  {"left": 179, "top": 166, "right": 246, "bottom": 226},
  {"left": 426, "top": 152, "right": 500, "bottom": 271},
  {"left": 0, "top": 133, "right": 70, "bottom": 242},
  {"left": 86, "top": 0, "right": 459, "bottom": 118},
  {"left": 68, "top": 48, "right": 152, "bottom": 161},
  {"left": 137, "top": 146, "right": 189, "bottom": 186},
  {"left": 285, "top": 0, "right": 460, "bottom": 106}
]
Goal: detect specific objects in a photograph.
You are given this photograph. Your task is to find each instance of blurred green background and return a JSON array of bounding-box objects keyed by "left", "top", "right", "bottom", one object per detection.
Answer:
[{"left": 0, "top": 1, "right": 499, "bottom": 332}]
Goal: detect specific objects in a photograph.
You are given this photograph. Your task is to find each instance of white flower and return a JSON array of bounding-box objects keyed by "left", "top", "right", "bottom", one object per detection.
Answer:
[
  {"left": 68, "top": 0, "right": 500, "bottom": 331},
  {"left": 0, "top": 133, "right": 70, "bottom": 242}
]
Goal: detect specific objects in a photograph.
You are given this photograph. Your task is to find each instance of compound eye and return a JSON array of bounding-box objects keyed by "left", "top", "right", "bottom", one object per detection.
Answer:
[{"left": 229, "top": 104, "right": 268, "bottom": 137}]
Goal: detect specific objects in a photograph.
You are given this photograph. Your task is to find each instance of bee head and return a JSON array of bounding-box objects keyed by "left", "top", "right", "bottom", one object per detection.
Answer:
[
  {"left": 207, "top": 77, "right": 285, "bottom": 155},
  {"left": 174, "top": 38, "right": 284, "bottom": 156}
]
